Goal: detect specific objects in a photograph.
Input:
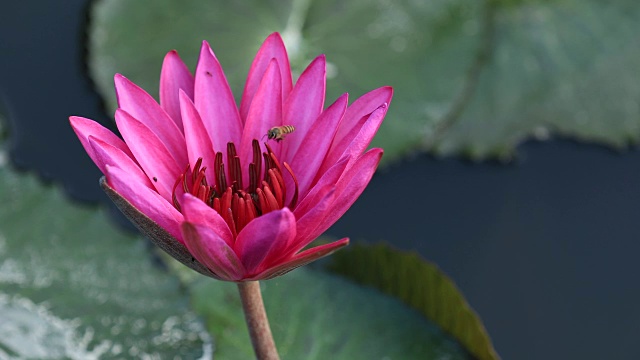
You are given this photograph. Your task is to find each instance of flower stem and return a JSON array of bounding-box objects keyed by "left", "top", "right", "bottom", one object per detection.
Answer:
[{"left": 237, "top": 281, "right": 280, "bottom": 360}]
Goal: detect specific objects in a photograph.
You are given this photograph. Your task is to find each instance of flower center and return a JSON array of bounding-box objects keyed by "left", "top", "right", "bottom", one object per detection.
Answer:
[{"left": 172, "top": 139, "right": 298, "bottom": 237}]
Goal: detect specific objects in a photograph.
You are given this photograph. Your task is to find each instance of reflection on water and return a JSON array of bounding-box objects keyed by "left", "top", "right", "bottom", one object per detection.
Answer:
[
  {"left": 0, "top": 293, "right": 110, "bottom": 359},
  {"left": 0, "top": 293, "right": 213, "bottom": 359}
]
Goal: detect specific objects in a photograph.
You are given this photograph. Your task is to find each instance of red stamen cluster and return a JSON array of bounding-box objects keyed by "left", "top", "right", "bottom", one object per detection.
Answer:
[{"left": 172, "top": 139, "right": 298, "bottom": 236}]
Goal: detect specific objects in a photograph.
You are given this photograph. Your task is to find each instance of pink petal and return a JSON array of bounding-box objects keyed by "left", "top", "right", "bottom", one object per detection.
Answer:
[
  {"left": 234, "top": 208, "right": 296, "bottom": 275},
  {"left": 181, "top": 193, "right": 235, "bottom": 248},
  {"left": 69, "top": 116, "right": 134, "bottom": 166},
  {"left": 333, "top": 86, "right": 393, "bottom": 147},
  {"left": 239, "top": 59, "right": 283, "bottom": 167},
  {"left": 287, "top": 93, "right": 347, "bottom": 203},
  {"left": 281, "top": 55, "right": 326, "bottom": 163},
  {"left": 88, "top": 136, "right": 152, "bottom": 188},
  {"left": 248, "top": 238, "right": 349, "bottom": 281},
  {"left": 311, "top": 149, "right": 383, "bottom": 239},
  {"left": 288, "top": 187, "right": 336, "bottom": 254},
  {"left": 181, "top": 222, "right": 245, "bottom": 281},
  {"left": 319, "top": 103, "right": 388, "bottom": 175},
  {"left": 179, "top": 91, "right": 217, "bottom": 181},
  {"left": 194, "top": 41, "right": 243, "bottom": 156},
  {"left": 293, "top": 156, "right": 349, "bottom": 218},
  {"left": 160, "top": 50, "right": 194, "bottom": 131},
  {"left": 105, "top": 165, "right": 184, "bottom": 244},
  {"left": 114, "top": 74, "right": 187, "bottom": 167},
  {"left": 239, "top": 33, "right": 292, "bottom": 122},
  {"left": 115, "top": 109, "right": 182, "bottom": 201}
]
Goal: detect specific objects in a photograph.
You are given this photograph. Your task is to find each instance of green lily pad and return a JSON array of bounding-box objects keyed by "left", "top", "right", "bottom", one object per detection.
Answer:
[
  {"left": 190, "top": 267, "right": 470, "bottom": 359},
  {"left": 88, "top": 0, "right": 640, "bottom": 162},
  {"left": 328, "top": 243, "right": 500, "bottom": 360},
  {"left": 433, "top": 0, "right": 640, "bottom": 159},
  {"left": 0, "top": 162, "right": 211, "bottom": 357}
]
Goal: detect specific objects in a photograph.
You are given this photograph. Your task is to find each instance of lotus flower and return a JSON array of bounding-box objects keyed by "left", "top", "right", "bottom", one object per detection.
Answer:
[{"left": 70, "top": 33, "right": 392, "bottom": 281}]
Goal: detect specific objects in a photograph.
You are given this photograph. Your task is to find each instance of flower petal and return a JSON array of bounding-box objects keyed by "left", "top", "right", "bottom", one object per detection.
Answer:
[
  {"left": 114, "top": 74, "right": 187, "bottom": 167},
  {"left": 181, "top": 222, "right": 245, "bottom": 281},
  {"left": 240, "top": 59, "right": 282, "bottom": 166},
  {"left": 179, "top": 90, "right": 217, "bottom": 181},
  {"left": 105, "top": 165, "right": 184, "bottom": 244},
  {"left": 88, "top": 136, "right": 152, "bottom": 188},
  {"left": 69, "top": 116, "right": 134, "bottom": 166},
  {"left": 287, "top": 93, "right": 347, "bottom": 203},
  {"left": 181, "top": 193, "right": 234, "bottom": 248},
  {"left": 160, "top": 50, "right": 194, "bottom": 131},
  {"left": 234, "top": 208, "right": 296, "bottom": 275},
  {"left": 288, "top": 187, "right": 336, "bottom": 254},
  {"left": 240, "top": 32, "right": 292, "bottom": 122},
  {"left": 311, "top": 148, "right": 383, "bottom": 239},
  {"left": 293, "top": 156, "right": 349, "bottom": 218},
  {"left": 282, "top": 55, "right": 326, "bottom": 162},
  {"left": 194, "top": 41, "right": 243, "bottom": 156},
  {"left": 333, "top": 86, "right": 393, "bottom": 147},
  {"left": 320, "top": 103, "right": 388, "bottom": 175},
  {"left": 101, "top": 175, "right": 217, "bottom": 278},
  {"left": 115, "top": 109, "right": 182, "bottom": 201},
  {"left": 248, "top": 238, "right": 349, "bottom": 281}
]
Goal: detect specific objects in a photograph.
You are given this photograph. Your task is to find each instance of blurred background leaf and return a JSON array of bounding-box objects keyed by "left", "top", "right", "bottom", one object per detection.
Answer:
[
  {"left": 433, "top": 0, "right": 640, "bottom": 160},
  {"left": 329, "top": 243, "right": 500, "bottom": 360},
  {"left": 189, "top": 267, "right": 471, "bottom": 359},
  {"left": 0, "top": 163, "right": 211, "bottom": 358},
  {"left": 89, "top": 0, "right": 640, "bottom": 164}
]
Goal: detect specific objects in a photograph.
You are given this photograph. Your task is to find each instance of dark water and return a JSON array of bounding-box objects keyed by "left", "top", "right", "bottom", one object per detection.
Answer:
[{"left": 2, "top": 1, "right": 640, "bottom": 359}]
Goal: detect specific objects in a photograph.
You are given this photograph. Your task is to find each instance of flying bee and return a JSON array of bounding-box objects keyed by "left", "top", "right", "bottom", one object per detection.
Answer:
[{"left": 263, "top": 125, "right": 295, "bottom": 142}]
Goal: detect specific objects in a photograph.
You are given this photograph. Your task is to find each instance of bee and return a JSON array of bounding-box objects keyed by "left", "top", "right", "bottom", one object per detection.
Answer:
[{"left": 264, "top": 125, "right": 295, "bottom": 142}]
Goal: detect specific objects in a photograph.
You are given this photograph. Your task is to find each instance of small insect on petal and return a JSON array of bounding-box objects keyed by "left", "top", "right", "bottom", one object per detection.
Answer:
[{"left": 262, "top": 125, "right": 295, "bottom": 142}]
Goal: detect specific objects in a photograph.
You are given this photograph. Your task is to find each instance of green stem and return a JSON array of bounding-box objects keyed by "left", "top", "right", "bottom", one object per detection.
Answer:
[{"left": 237, "top": 281, "right": 280, "bottom": 360}]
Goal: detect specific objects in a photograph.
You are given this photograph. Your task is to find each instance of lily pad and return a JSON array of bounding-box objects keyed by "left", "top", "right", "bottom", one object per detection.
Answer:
[
  {"left": 189, "top": 267, "right": 470, "bottom": 359},
  {"left": 433, "top": 0, "right": 640, "bottom": 159},
  {"left": 88, "top": 0, "right": 640, "bottom": 162},
  {"left": 328, "top": 243, "right": 500, "bottom": 360},
  {"left": 0, "top": 161, "right": 211, "bottom": 357}
]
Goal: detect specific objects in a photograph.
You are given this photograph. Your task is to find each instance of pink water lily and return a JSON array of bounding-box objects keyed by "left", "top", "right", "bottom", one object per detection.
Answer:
[{"left": 71, "top": 33, "right": 392, "bottom": 281}]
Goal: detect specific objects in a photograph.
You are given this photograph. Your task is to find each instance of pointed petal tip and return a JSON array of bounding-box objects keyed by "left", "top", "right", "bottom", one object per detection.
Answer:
[
  {"left": 113, "top": 107, "right": 127, "bottom": 119},
  {"left": 368, "top": 147, "right": 384, "bottom": 158},
  {"left": 266, "top": 32, "right": 284, "bottom": 42},
  {"left": 69, "top": 115, "right": 84, "bottom": 126},
  {"left": 113, "top": 74, "right": 132, "bottom": 103},
  {"left": 200, "top": 40, "right": 214, "bottom": 54},
  {"left": 163, "top": 49, "right": 182, "bottom": 61},
  {"left": 268, "top": 57, "right": 280, "bottom": 67},
  {"left": 311, "top": 53, "right": 326, "bottom": 64},
  {"left": 103, "top": 163, "right": 116, "bottom": 184},
  {"left": 180, "top": 192, "right": 200, "bottom": 208},
  {"left": 113, "top": 73, "right": 127, "bottom": 82},
  {"left": 178, "top": 88, "right": 189, "bottom": 100}
]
